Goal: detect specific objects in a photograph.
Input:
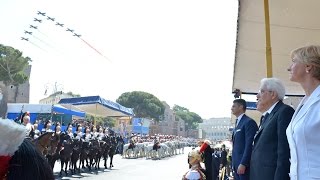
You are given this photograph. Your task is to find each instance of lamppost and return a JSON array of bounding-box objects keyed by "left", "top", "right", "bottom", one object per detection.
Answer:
[
  {"left": 0, "top": 53, "right": 6, "bottom": 105},
  {"left": 185, "top": 122, "right": 188, "bottom": 137}
]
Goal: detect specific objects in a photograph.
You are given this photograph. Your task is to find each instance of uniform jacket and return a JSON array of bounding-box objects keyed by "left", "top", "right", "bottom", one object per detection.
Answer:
[
  {"left": 250, "top": 101, "right": 294, "bottom": 180},
  {"left": 286, "top": 85, "right": 320, "bottom": 180}
]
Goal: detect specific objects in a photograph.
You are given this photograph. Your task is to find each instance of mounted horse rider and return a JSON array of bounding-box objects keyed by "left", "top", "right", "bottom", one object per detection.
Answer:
[
  {"left": 128, "top": 135, "right": 136, "bottom": 150},
  {"left": 41, "top": 120, "right": 53, "bottom": 134},
  {"left": 153, "top": 141, "right": 161, "bottom": 151},
  {"left": 97, "top": 127, "right": 105, "bottom": 140},
  {"left": 73, "top": 125, "right": 83, "bottom": 140},
  {"left": 33, "top": 123, "right": 41, "bottom": 139},
  {"left": 82, "top": 126, "right": 92, "bottom": 142},
  {"left": 66, "top": 125, "right": 74, "bottom": 139},
  {"left": 21, "top": 114, "right": 34, "bottom": 138},
  {"left": 91, "top": 126, "right": 99, "bottom": 139}
]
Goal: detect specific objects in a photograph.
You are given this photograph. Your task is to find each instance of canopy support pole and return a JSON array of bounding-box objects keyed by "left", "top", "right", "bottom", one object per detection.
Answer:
[{"left": 264, "top": 0, "right": 273, "bottom": 77}]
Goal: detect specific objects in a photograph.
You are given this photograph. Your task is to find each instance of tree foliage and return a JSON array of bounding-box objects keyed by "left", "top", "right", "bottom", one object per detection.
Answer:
[
  {"left": 0, "top": 44, "right": 31, "bottom": 85},
  {"left": 85, "top": 114, "right": 116, "bottom": 127},
  {"left": 0, "top": 44, "right": 31, "bottom": 118},
  {"left": 116, "top": 91, "right": 165, "bottom": 121},
  {"left": 173, "top": 105, "right": 203, "bottom": 129},
  {"left": 66, "top": 91, "right": 81, "bottom": 97}
]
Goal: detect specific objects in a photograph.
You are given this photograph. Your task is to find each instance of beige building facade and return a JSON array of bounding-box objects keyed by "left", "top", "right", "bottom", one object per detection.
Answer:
[
  {"left": 199, "top": 117, "right": 233, "bottom": 141},
  {"left": 39, "top": 92, "right": 74, "bottom": 105},
  {"left": 150, "top": 102, "right": 186, "bottom": 137}
]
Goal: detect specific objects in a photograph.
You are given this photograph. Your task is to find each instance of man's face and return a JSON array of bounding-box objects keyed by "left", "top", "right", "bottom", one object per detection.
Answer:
[
  {"left": 256, "top": 87, "right": 276, "bottom": 113},
  {"left": 231, "top": 103, "right": 242, "bottom": 116},
  {"left": 23, "top": 117, "right": 29, "bottom": 124}
]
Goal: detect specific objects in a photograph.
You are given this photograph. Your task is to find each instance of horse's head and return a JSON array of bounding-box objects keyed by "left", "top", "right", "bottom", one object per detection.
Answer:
[
  {"left": 46, "top": 132, "right": 60, "bottom": 154},
  {"left": 32, "top": 132, "right": 55, "bottom": 155}
]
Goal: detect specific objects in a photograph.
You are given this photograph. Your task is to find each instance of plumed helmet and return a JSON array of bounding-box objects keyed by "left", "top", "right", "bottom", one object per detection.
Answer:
[
  {"left": 0, "top": 119, "right": 26, "bottom": 178},
  {"left": 188, "top": 149, "right": 202, "bottom": 165}
]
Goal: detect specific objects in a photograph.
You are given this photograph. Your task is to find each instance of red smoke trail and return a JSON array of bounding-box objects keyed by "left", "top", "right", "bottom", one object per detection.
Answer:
[{"left": 80, "top": 38, "right": 111, "bottom": 62}]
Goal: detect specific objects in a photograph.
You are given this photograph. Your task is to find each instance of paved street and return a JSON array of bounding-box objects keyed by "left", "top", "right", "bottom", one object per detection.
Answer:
[{"left": 54, "top": 147, "right": 192, "bottom": 180}]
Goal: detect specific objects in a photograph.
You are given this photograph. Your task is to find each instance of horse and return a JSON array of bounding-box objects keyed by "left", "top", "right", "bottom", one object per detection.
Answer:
[
  {"left": 79, "top": 141, "right": 90, "bottom": 170},
  {"left": 47, "top": 133, "right": 66, "bottom": 170},
  {"left": 87, "top": 139, "right": 100, "bottom": 171},
  {"left": 32, "top": 132, "right": 54, "bottom": 155},
  {"left": 70, "top": 139, "right": 82, "bottom": 174},
  {"left": 59, "top": 138, "right": 75, "bottom": 177}
]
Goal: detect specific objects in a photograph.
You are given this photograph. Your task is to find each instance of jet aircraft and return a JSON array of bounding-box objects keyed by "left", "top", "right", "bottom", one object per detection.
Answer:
[
  {"left": 34, "top": 18, "right": 42, "bottom": 23},
  {"left": 21, "top": 37, "right": 29, "bottom": 41},
  {"left": 56, "top": 22, "right": 64, "bottom": 27},
  {"left": 66, "top": 28, "right": 74, "bottom": 32},
  {"left": 30, "top": 25, "right": 37, "bottom": 29},
  {"left": 37, "top": 11, "right": 46, "bottom": 16},
  {"left": 24, "top": 31, "right": 32, "bottom": 35},
  {"left": 73, "top": 33, "right": 81, "bottom": 37},
  {"left": 47, "top": 16, "right": 55, "bottom": 21}
]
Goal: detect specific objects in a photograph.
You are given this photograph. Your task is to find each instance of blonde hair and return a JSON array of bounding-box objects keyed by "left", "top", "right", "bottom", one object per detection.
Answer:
[{"left": 291, "top": 45, "right": 320, "bottom": 80}]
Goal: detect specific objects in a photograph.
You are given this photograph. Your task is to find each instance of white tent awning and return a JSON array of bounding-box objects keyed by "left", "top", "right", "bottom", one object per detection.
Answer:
[{"left": 233, "top": 0, "right": 318, "bottom": 96}]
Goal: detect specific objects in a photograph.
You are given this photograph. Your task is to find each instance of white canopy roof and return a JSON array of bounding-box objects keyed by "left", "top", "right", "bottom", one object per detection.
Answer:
[{"left": 233, "top": 0, "right": 319, "bottom": 96}]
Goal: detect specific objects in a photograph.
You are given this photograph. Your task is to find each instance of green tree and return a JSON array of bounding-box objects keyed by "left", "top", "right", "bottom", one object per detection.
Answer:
[
  {"left": 173, "top": 105, "right": 203, "bottom": 129},
  {"left": 0, "top": 44, "right": 31, "bottom": 118},
  {"left": 66, "top": 91, "right": 81, "bottom": 97},
  {"left": 116, "top": 91, "right": 165, "bottom": 121},
  {"left": 85, "top": 114, "right": 116, "bottom": 127}
]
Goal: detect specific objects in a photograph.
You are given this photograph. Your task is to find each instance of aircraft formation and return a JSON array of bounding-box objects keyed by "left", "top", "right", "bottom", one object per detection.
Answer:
[
  {"left": 20, "top": 10, "right": 110, "bottom": 61},
  {"left": 23, "top": 11, "right": 81, "bottom": 40}
]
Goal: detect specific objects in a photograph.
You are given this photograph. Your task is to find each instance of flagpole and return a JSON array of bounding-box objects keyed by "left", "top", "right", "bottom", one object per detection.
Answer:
[{"left": 264, "top": 0, "right": 273, "bottom": 77}]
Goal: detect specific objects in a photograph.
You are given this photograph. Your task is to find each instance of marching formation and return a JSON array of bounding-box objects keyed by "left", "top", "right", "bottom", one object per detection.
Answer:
[
  {"left": 7, "top": 112, "right": 191, "bottom": 179},
  {"left": 122, "top": 134, "right": 187, "bottom": 159}
]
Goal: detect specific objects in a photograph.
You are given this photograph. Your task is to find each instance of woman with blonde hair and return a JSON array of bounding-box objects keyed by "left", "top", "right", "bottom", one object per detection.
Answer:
[{"left": 287, "top": 45, "right": 320, "bottom": 180}]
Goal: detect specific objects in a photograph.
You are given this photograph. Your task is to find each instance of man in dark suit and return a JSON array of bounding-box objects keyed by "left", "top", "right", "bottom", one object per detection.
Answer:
[
  {"left": 220, "top": 144, "right": 228, "bottom": 169},
  {"left": 232, "top": 99, "right": 258, "bottom": 180},
  {"left": 250, "top": 78, "right": 294, "bottom": 180}
]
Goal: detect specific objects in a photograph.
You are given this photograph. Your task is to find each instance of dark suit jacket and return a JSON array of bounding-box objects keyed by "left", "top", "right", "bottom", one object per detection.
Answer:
[
  {"left": 203, "top": 146, "right": 213, "bottom": 180},
  {"left": 232, "top": 114, "right": 258, "bottom": 173},
  {"left": 250, "top": 101, "right": 294, "bottom": 180},
  {"left": 220, "top": 149, "right": 228, "bottom": 167}
]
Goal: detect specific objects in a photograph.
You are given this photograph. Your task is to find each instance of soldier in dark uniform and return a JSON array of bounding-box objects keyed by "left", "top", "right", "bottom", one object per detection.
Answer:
[{"left": 153, "top": 141, "right": 161, "bottom": 151}]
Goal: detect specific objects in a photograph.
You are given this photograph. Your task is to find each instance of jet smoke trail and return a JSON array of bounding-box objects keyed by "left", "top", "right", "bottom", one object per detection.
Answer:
[{"left": 80, "top": 38, "right": 111, "bottom": 62}]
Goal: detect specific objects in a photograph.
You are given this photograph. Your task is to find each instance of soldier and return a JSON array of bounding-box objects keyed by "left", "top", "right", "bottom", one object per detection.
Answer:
[{"left": 182, "top": 149, "right": 206, "bottom": 180}]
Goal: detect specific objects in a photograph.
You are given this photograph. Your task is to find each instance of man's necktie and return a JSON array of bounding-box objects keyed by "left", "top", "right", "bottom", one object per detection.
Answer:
[
  {"left": 259, "top": 113, "right": 269, "bottom": 128},
  {"left": 234, "top": 118, "right": 238, "bottom": 128}
]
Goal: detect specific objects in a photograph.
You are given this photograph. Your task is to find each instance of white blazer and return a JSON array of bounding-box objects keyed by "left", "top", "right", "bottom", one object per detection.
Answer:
[{"left": 286, "top": 85, "right": 320, "bottom": 180}]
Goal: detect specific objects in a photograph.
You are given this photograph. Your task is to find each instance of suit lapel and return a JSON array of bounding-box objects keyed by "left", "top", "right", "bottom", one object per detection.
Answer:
[
  {"left": 232, "top": 115, "right": 246, "bottom": 141},
  {"left": 253, "top": 101, "right": 283, "bottom": 144}
]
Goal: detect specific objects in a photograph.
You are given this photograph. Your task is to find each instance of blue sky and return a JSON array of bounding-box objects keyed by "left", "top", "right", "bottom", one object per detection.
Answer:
[{"left": 0, "top": 0, "right": 238, "bottom": 119}]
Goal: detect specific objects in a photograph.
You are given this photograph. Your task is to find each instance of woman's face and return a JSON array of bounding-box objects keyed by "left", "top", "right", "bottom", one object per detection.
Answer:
[
  {"left": 47, "top": 122, "right": 52, "bottom": 128},
  {"left": 288, "top": 56, "right": 308, "bottom": 83},
  {"left": 68, "top": 127, "right": 72, "bottom": 132},
  {"left": 86, "top": 128, "right": 90, "bottom": 133},
  {"left": 56, "top": 125, "right": 61, "bottom": 131}
]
